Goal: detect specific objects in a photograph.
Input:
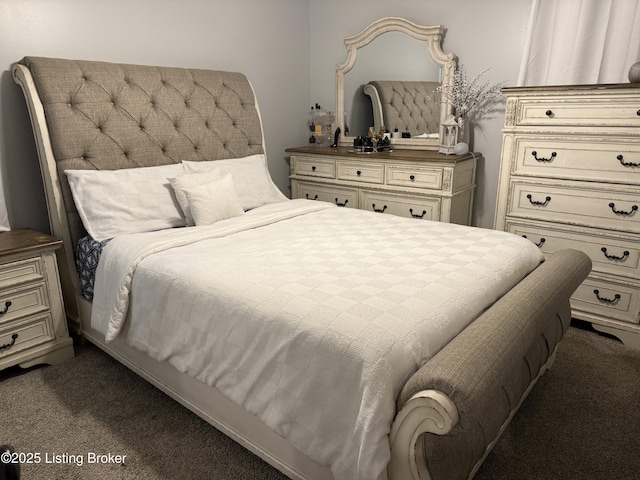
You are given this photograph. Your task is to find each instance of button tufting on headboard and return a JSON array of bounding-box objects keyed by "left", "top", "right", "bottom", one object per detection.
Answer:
[{"left": 19, "top": 56, "right": 266, "bottom": 248}]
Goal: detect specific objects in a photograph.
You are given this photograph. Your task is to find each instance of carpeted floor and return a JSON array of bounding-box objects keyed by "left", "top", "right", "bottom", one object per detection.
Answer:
[{"left": 1, "top": 323, "right": 639, "bottom": 479}]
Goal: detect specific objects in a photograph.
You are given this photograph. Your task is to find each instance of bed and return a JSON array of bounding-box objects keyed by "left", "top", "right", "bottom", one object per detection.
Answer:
[
  {"left": 12, "top": 56, "right": 591, "bottom": 480},
  {"left": 363, "top": 80, "right": 441, "bottom": 138}
]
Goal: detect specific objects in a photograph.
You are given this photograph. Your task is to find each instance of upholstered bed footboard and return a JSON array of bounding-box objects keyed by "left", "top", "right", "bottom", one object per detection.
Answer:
[{"left": 388, "top": 249, "right": 591, "bottom": 480}]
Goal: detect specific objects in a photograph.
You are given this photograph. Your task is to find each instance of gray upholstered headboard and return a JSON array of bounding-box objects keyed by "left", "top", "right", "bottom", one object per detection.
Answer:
[
  {"left": 13, "top": 56, "right": 266, "bottom": 325},
  {"left": 18, "top": 56, "right": 265, "bottom": 248},
  {"left": 364, "top": 80, "right": 440, "bottom": 136}
]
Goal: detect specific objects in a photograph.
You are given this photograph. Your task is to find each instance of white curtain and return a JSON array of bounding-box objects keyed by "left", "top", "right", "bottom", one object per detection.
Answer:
[
  {"left": 0, "top": 181, "right": 9, "bottom": 231},
  {"left": 518, "top": 0, "right": 640, "bottom": 86}
]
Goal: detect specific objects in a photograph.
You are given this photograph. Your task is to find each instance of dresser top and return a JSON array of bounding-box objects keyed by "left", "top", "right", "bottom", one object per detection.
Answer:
[
  {"left": 0, "top": 229, "right": 61, "bottom": 258},
  {"left": 501, "top": 83, "right": 640, "bottom": 95},
  {"left": 285, "top": 146, "right": 475, "bottom": 163}
]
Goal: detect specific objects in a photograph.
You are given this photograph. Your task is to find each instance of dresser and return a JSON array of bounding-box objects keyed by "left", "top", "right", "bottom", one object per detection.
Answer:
[
  {"left": 0, "top": 229, "right": 74, "bottom": 370},
  {"left": 494, "top": 84, "right": 640, "bottom": 348},
  {"left": 286, "top": 146, "right": 477, "bottom": 225}
]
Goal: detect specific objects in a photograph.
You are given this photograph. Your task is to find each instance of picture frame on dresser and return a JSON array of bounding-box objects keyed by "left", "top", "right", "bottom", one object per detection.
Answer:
[{"left": 494, "top": 83, "right": 640, "bottom": 348}]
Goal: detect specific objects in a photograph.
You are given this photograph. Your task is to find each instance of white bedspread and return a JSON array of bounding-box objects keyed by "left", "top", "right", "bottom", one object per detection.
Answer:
[{"left": 91, "top": 199, "right": 544, "bottom": 480}]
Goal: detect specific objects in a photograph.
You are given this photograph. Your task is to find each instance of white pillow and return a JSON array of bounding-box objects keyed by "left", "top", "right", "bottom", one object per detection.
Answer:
[
  {"left": 184, "top": 173, "right": 244, "bottom": 225},
  {"left": 169, "top": 168, "right": 223, "bottom": 226},
  {"left": 66, "top": 163, "right": 186, "bottom": 242},
  {"left": 183, "top": 154, "right": 287, "bottom": 211}
]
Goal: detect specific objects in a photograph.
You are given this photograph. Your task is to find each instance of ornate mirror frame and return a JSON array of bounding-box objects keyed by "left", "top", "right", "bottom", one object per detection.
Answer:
[{"left": 336, "top": 17, "right": 457, "bottom": 150}]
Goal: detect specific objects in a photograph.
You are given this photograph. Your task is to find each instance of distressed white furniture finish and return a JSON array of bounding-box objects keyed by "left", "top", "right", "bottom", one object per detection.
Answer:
[
  {"left": 287, "top": 146, "right": 477, "bottom": 225},
  {"left": 0, "top": 229, "right": 74, "bottom": 370},
  {"left": 495, "top": 83, "right": 640, "bottom": 348}
]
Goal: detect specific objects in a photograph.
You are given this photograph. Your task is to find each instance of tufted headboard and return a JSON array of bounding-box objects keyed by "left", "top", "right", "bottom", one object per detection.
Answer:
[
  {"left": 364, "top": 80, "right": 440, "bottom": 136},
  {"left": 13, "top": 56, "right": 266, "bottom": 326}
]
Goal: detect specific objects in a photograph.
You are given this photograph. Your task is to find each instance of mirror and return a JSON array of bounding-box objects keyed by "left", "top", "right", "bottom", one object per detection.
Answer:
[{"left": 336, "top": 17, "right": 456, "bottom": 150}]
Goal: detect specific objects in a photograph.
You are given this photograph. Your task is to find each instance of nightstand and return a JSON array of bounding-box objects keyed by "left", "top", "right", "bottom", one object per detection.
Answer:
[{"left": 0, "top": 229, "right": 74, "bottom": 370}]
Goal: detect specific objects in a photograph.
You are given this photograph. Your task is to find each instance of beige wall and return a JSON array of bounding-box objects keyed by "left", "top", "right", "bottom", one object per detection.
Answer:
[
  {"left": 309, "top": 0, "right": 533, "bottom": 228},
  {"left": 0, "top": 0, "right": 310, "bottom": 233}
]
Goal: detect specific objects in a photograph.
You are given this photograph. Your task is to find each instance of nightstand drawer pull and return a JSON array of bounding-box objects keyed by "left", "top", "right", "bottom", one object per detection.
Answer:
[
  {"left": 311, "top": 165, "right": 316, "bottom": 172},
  {"left": 372, "top": 203, "right": 387, "bottom": 213},
  {"left": 0, "top": 333, "right": 18, "bottom": 352},
  {"left": 526, "top": 194, "right": 551, "bottom": 207},
  {"left": 409, "top": 208, "right": 427, "bottom": 218},
  {"left": 0, "top": 301, "right": 12, "bottom": 316},
  {"left": 601, "top": 247, "right": 630, "bottom": 261},
  {"left": 335, "top": 198, "right": 349, "bottom": 207},
  {"left": 531, "top": 151, "right": 556, "bottom": 163},
  {"left": 545, "top": 110, "right": 553, "bottom": 117},
  {"left": 608, "top": 202, "right": 638, "bottom": 216},
  {"left": 356, "top": 170, "right": 362, "bottom": 176},
  {"left": 409, "top": 175, "right": 415, "bottom": 181},
  {"left": 593, "top": 289, "right": 621, "bottom": 305},
  {"left": 617, "top": 154, "right": 640, "bottom": 167},
  {"left": 305, "top": 193, "right": 318, "bottom": 200},
  {"left": 522, "top": 235, "right": 546, "bottom": 247}
]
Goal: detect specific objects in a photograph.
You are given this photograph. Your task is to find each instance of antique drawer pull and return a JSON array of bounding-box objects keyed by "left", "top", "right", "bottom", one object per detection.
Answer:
[
  {"left": 526, "top": 194, "right": 551, "bottom": 207},
  {"left": 356, "top": 170, "right": 362, "bottom": 176},
  {"left": 608, "top": 202, "right": 638, "bottom": 216},
  {"left": 601, "top": 247, "right": 630, "bottom": 261},
  {"left": 0, "top": 333, "right": 18, "bottom": 352},
  {"left": 305, "top": 193, "right": 318, "bottom": 200},
  {"left": 372, "top": 203, "right": 387, "bottom": 213},
  {"left": 617, "top": 154, "right": 640, "bottom": 167},
  {"left": 531, "top": 151, "right": 556, "bottom": 163},
  {"left": 335, "top": 198, "right": 349, "bottom": 207},
  {"left": 637, "top": 110, "right": 640, "bottom": 116},
  {"left": 0, "top": 301, "right": 12, "bottom": 317},
  {"left": 409, "top": 208, "right": 427, "bottom": 219},
  {"left": 545, "top": 110, "right": 553, "bottom": 117},
  {"left": 593, "top": 289, "right": 621, "bottom": 305},
  {"left": 409, "top": 175, "right": 416, "bottom": 181},
  {"left": 522, "top": 235, "right": 546, "bottom": 247}
]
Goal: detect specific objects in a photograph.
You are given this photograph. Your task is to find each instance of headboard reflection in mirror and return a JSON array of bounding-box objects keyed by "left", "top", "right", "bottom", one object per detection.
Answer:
[{"left": 336, "top": 17, "right": 456, "bottom": 150}]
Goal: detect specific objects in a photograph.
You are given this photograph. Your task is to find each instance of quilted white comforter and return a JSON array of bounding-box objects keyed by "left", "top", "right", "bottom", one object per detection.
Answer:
[{"left": 91, "top": 199, "right": 544, "bottom": 480}]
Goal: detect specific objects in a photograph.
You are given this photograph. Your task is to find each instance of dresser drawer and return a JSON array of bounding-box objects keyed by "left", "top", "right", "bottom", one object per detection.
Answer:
[
  {"left": 293, "top": 180, "right": 358, "bottom": 208},
  {"left": 571, "top": 276, "right": 640, "bottom": 325},
  {"left": 337, "top": 162, "right": 384, "bottom": 184},
  {"left": 386, "top": 165, "right": 443, "bottom": 190},
  {"left": 291, "top": 156, "right": 335, "bottom": 178},
  {"left": 513, "top": 138, "right": 640, "bottom": 183},
  {"left": 0, "top": 314, "right": 55, "bottom": 359},
  {"left": 0, "top": 281, "right": 49, "bottom": 325},
  {"left": 360, "top": 190, "right": 441, "bottom": 220},
  {"left": 508, "top": 181, "right": 640, "bottom": 233},
  {"left": 507, "top": 220, "right": 640, "bottom": 280},
  {"left": 0, "top": 257, "right": 43, "bottom": 289},
  {"left": 517, "top": 98, "right": 640, "bottom": 127}
]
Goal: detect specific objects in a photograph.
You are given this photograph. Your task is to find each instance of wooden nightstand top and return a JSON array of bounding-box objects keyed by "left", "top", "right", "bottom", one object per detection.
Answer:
[{"left": 0, "top": 229, "right": 62, "bottom": 258}]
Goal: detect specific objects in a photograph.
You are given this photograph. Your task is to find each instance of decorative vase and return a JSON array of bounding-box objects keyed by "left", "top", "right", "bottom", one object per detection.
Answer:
[
  {"left": 456, "top": 116, "right": 470, "bottom": 147},
  {"left": 629, "top": 62, "right": 640, "bottom": 83}
]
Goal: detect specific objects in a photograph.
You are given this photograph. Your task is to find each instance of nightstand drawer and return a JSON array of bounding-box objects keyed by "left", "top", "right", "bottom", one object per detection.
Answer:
[
  {"left": 509, "top": 181, "right": 640, "bottom": 233},
  {"left": 291, "top": 156, "right": 335, "bottom": 178},
  {"left": 507, "top": 220, "right": 640, "bottom": 280},
  {"left": 0, "top": 282, "right": 49, "bottom": 325},
  {"left": 360, "top": 190, "right": 441, "bottom": 220},
  {"left": 337, "top": 162, "right": 384, "bottom": 184},
  {"left": 513, "top": 138, "right": 640, "bottom": 183},
  {"left": 0, "top": 257, "right": 43, "bottom": 289},
  {"left": 293, "top": 180, "right": 358, "bottom": 208},
  {"left": 0, "top": 314, "right": 55, "bottom": 359},
  {"left": 517, "top": 98, "right": 640, "bottom": 127},
  {"left": 571, "top": 277, "right": 640, "bottom": 325},
  {"left": 386, "top": 165, "right": 443, "bottom": 190}
]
